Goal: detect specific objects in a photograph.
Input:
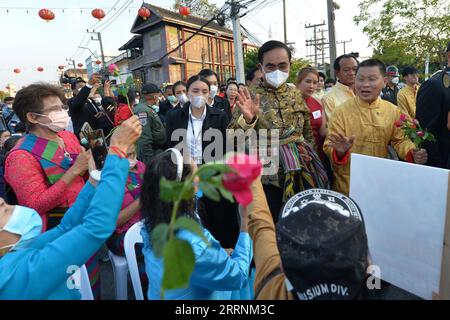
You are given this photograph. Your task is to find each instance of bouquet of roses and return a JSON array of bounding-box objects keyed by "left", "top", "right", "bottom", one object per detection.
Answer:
[
  {"left": 154, "top": 153, "right": 262, "bottom": 298},
  {"left": 395, "top": 114, "right": 435, "bottom": 148}
]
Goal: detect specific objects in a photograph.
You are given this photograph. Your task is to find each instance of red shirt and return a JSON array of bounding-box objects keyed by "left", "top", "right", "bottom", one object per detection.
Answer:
[
  {"left": 5, "top": 131, "right": 85, "bottom": 231},
  {"left": 305, "top": 96, "right": 326, "bottom": 159},
  {"left": 114, "top": 103, "right": 133, "bottom": 126}
]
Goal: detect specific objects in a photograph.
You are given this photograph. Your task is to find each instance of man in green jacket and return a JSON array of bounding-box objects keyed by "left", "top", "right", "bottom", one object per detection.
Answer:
[{"left": 133, "top": 83, "right": 167, "bottom": 165}]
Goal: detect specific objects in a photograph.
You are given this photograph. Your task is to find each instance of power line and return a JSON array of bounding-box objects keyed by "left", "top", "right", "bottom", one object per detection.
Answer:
[
  {"left": 88, "top": 0, "right": 124, "bottom": 30},
  {"left": 96, "top": 0, "right": 134, "bottom": 33}
]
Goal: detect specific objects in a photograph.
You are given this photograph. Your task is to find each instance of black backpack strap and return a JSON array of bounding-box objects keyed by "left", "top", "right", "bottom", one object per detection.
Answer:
[{"left": 254, "top": 267, "right": 283, "bottom": 299}]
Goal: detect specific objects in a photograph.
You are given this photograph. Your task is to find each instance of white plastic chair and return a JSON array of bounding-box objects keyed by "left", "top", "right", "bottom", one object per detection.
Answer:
[
  {"left": 124, "top": 221, "right": 145, "bottom": 300},
  {"left": 73, "top": 264, "right": 94, "bottom": 300},
  {"left": 108, "top": 250, "right": 128, "bottom": 300}
]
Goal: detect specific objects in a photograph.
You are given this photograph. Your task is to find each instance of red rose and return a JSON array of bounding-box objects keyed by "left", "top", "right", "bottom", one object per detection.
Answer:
[
  {"left": 417, "top": 131, "right": 424, "bottom": 137},
  {"left": 411, "top": 123, "right": 417, "bottom": 129},
  {"left": 399, "top": 114, "right": 407, "bottom": 122},
  {"left": 394, "top": 120, "right": 403, "bottom": 128},
  {"left": 223, "top": 154, "right": 262, "bottom": 207}
]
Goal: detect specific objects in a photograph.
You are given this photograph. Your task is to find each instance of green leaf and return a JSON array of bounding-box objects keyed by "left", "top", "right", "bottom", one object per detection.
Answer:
[
  {"left": 180, "top": 184, "right": 195, "bottom": 201},
  {"left": 151, "top": 223, "right": 169, "bottom": 258},
  {"left": 126, "top": 76, "right": 134, "bottom": 88},
  {"left": 174, "top": 217, "right": 209, "bottom": 245},
  {"left": 201, "top": 163, "right": 233, "bottom": 174},
  {"left": 160, "top": 178, "right": 183, "bottom": 202},
  {"left": 218, "top": 186, "right": 235, "bottom": 203},
  {"left": 197, "top": 168, "right": 218, "bottom": 180},
  {"left": 199, "top": 182, "right": 221, "bottom": 202},
  {"left": 162, "top": 238, "right": 195, "bottom": 290}
]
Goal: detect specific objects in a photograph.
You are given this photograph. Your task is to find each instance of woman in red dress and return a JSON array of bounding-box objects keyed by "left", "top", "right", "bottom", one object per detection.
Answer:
[
  {"left": 3, "top": 83, "right": 103, "bottom": 298},
  {"left": 296, "top": 67, "right": 328, "bottom": 161}
]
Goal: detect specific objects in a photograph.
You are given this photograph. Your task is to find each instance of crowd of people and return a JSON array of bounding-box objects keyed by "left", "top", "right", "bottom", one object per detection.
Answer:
[{"left": 0, "top": 39, "right": 449, "bottom": 300}]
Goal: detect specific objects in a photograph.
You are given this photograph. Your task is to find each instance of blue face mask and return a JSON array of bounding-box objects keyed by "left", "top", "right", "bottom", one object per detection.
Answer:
[
  {"left": 151, "top": 105, "right": 160, "bottom": 113},
  {"left": 0, "top": 205, "right": 42, "bottom": 252}
]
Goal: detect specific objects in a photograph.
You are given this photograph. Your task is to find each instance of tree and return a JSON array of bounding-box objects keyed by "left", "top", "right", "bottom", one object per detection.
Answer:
[
  {"left": 244, "top": 49, "right": 259, "bottom": 75},
  {"left": 354, "top": 0, "right": 450, "bottom": 73},
  {"left": 173, "top": 0, "right": 220, "bottom": 20},
  {"left": 288, "top": 58, "right": 313, "bottom": 84}
]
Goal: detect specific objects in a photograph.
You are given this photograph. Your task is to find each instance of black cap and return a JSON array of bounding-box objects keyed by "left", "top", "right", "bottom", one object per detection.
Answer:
[
  {"left": 141, "top": 83, "right": 160, "bottom": 95},
  {"left": 277, "top": 189, "right": 368, "bottom": 300}
]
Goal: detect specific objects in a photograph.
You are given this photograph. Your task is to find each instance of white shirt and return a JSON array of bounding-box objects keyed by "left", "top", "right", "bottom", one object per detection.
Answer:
[{"left": 187, "top": 107, "right": 207, "bottom": 164}]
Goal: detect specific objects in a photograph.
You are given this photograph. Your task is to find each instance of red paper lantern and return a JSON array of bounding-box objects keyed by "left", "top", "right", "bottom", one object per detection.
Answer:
[
  {"left": 179, "top": 6, "right": 190, "bottom": 16},
  {"left": 91, "top": 8, "right": 106, "bottom": 21},
  {"left": 38, "top": 9, "right": 55, "bottom": 22},
  {"left": 138, "top": 7, "right": 151, "bottom": 20},
  {"left": 13, "top": 69, "right": 20, "bottom": 74},
  {"left": 77, "top": 63, "right": 83, "bottom": 68},
  {"left": 37, "top": 67, "right": 44, "bottom": 72},
  {"left": 58, "top": 65, "right": 65, "bottom": 70},
  {"left": 95, "top": 60, "right": 102, "bottom": 65}
]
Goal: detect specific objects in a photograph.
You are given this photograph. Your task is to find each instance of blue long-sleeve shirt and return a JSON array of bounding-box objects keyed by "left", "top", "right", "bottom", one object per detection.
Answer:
[
  {"left": 0, "top": 155, "right": 128, "bottom": 299},
  {"left": 141, "top": 225, "right": 253, "bottom": 300}
]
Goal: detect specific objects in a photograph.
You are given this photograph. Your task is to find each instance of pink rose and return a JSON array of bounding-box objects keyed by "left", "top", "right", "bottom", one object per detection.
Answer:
[
  {"left": 413, "top": 119, "right": 420, "bottom": 125},
  {"left": 399, "top": 114, "right": 407, "bottom": 122},
  {"left": 108, "top": 63, "right": 118, "bottom": 73},
  {"left": 222, "top": 154, "right": 262, "bottom": 207},
  {"left": 417, "top": 131, "right": 424, "bottom": 137}
]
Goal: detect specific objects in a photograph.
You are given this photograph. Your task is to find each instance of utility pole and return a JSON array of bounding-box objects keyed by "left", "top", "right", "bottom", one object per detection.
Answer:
[
  {"left": 336, "top": 39, "right": 352, "bottom": 54},
  {"left": 65, "top": 58, "right": 77, "bottom": 77},
  {"left": 283, "top": 0, "right": 287, "bottom": 44},
  {"left": 305, "top": 22, "right": 326, "bottom": 68},
  {"left": 230, "top": 0, "right": 245, "bottom": 83},
  {"left": 327, "top": 0, "right": 337, "bottom": 79},
  {"left": 88, "top": 30, "right": 106, "bottom": 67}
]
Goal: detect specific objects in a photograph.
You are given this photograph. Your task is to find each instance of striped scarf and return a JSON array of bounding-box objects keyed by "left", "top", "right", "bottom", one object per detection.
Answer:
[
  {"left": 13, "top": 134, "right": 75, "bottom": 185},
  {"left": 126, "top": 162, "right": 145, "bottom": 200},
  {"left": 279, "top": 135, "right": 329, "bottom": 202}
]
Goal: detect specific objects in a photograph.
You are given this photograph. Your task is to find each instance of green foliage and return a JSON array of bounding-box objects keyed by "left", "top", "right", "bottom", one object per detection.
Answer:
[
  {"left": 173, "top": 0, "right": 220, "bottom": 19},
  {"left": 151, "top": 223, "right": 169, "bottom": 257},
  {"left": 162, "top": 238, "right": 195, "bottom": 290},
  {"left": 244, "top": 49, "right": 259, "bottom": 75},
  {"left": 153, "top": 162, "right": 237, "bottom": 297},
  {"left": 354, "top": 0, "right": 450, "bottom": 74},
  {"left": 174, "top": 217, "right": 209, "bottom": 244},
  {"left": 288, "top": 58, "right": 313, "bottom": 84}
]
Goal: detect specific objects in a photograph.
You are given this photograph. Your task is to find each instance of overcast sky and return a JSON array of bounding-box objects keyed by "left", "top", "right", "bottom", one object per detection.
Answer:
[{"left": 0, "top": 0, "right": 373, "bottom": 89}]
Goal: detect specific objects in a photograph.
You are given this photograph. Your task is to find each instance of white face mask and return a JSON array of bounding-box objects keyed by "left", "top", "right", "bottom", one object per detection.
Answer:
[
  {"left": 209, "top": 85, "right": 218, "bottom": 98},
  {"left": 189, "top": 95, "right": 206, "bottom": 109},
  {"left": 6, "top": 103, "right": 13, "bottom": 109},
  {"left": 34, "top": 109, "right": 69, "bottom": 133},
  {"left": 264, "top": 69, "right": 289, "bottom": 88},
  {"left": 94, "top": 98, "right": 102, "bottom": 105},
  {"left": 135, "top": 98, "right": 140, "bottom": 105},
  {"left": 391, "top": 77, "right": 400, "bottom": 85},
  {"left": 0, "top": 205, "right": 42, "bottom": 253},
  {"left": 177, "top": 93, "right": 189, "bottom": 105}
]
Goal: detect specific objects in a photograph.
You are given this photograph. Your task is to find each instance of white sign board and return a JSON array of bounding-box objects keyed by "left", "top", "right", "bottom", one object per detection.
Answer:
[{"left": 349, "top": 153, "right": 450, "bottom": 300}]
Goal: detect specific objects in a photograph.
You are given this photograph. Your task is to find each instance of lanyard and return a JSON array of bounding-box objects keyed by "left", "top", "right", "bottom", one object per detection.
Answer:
[{"left": 189, "top": 114, "right": 203, "bottom": 161}]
